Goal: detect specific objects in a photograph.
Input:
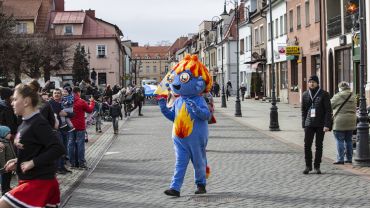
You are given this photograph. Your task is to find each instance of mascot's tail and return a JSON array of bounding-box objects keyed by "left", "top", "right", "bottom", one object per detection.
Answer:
[{"left": 206, "top": 165, "right": 211, "bottom": 179}]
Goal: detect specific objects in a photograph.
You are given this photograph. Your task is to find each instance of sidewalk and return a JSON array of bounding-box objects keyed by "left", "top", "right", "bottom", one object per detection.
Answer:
[
  {"left": 58, "top": 116, "right": 130, "bottom": 203},
  {"left": 213, "top": 96, "right": 370, "bottom": 175},
  {"left": 63, "top": 105, "right": 370, "bottom": 208}
]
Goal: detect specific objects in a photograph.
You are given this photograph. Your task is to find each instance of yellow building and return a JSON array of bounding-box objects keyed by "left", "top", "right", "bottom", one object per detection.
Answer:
[{"left": 132, "top": 46, "right": 170, "bottom": 85}]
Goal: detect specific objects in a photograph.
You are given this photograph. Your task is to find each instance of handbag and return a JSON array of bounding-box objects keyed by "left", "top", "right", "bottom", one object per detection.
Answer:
[{"left": 331, "top": 93, "right": 352, "bottom": 129}]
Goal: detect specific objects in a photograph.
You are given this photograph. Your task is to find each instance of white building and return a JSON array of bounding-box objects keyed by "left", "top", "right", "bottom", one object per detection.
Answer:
[
  {"left": 266, "top": 0, "right": 288, "bottom": 103},
  {"left": 216, "top": 7, "right": 238, "bottom": 95},
  {"left": 326, "top": 0, "right": 359, "bottom": 95},
  {"left": 239, "top": 0, "right": 253, "bottom": 98}
]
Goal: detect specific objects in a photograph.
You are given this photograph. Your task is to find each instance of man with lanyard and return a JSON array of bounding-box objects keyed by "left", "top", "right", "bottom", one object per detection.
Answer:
[{"left": 301, "top": 75, "right": 332, "bottom": 174}]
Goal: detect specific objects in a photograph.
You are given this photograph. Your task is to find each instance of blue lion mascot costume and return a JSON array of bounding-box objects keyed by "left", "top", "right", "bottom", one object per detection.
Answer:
[{"left": 158, "top": 54, "right": 213, "bottom": 197}]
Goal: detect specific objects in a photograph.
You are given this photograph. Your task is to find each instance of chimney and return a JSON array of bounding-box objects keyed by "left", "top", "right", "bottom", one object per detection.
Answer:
[
  {"left": 55, "top": 0, "right": 64, "bottom": 12},
  {"left": 86, "top": 9, "right": 95, "bottom": 19}
]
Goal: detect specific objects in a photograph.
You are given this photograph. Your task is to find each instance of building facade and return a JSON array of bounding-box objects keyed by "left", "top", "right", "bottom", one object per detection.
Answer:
[
  {"left": 326, "top": 0, "right": 360, "bottom": 96},
  {"left": 287, "top": 0, "right": 324, "bottom": 105},
  {"left": 131, "top": 46, "right": 170, "bottom": 86},
  {"left": 50, "top": 10, "right": 124, "bottom": 87},
  {"left": 266, "top": 0, "right": 288, "bottom": 103},
  {"left": 248, "top": 0, "right": 268, "bottom": 99}
]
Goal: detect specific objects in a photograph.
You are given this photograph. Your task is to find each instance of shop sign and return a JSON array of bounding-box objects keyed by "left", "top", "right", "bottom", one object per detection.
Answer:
[{"left": 286, "top": 46, "right": 300, "bottom": 56}]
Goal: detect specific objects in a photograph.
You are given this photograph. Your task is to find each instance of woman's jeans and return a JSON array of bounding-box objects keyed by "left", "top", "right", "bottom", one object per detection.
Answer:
[
  {"left": 112, "top": 116, "right": 119, "bottom": 131},
  {"left": 333, "top": 130, "right": 353, "bottom": 162}
]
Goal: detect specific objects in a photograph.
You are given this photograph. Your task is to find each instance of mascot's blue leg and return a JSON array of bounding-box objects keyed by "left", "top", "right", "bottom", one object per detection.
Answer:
[
  {"left": 170, "top": 139, "right": 190, "bottom": 192},
  {"left": 189, "top": 138, "right": 207, "bottom": 186}
]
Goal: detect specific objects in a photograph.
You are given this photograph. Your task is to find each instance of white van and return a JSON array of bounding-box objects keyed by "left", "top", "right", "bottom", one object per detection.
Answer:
[{"left": 141, "top": 79, "right": 157, "bottom": 87}]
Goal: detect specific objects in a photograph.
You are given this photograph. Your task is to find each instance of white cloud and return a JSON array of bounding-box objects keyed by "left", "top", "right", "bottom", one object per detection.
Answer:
[{"left": 65, "top": 0, "right": 231, "bottom": 45}]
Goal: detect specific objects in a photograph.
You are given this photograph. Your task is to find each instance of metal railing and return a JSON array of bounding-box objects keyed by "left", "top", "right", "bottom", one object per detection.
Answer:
[
  {"left": 327, "top": 15, "right": 342, "bottom": 39},
  {"left": 344, "top": 13, "right": 359, "bottom": 33}
]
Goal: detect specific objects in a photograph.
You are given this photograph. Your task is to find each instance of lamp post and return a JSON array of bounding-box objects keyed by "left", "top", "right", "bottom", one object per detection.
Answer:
[
  {"left": 234, "top": 0, "right": 242, "bottom": 117},
  {"left": 268, "top": 0, "right": 280, "bottom": 131},
  {"left": 212, "top": 16, "right": 227, "bottom": 108},
  {"left": 354, "top": 0, "right": 370, "bottom": 166}
]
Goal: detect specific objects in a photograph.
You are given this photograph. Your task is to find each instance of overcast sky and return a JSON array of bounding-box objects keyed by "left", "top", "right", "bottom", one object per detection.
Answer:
[{"left": 65, "top": 0, "right": 230, "bottom": 46}]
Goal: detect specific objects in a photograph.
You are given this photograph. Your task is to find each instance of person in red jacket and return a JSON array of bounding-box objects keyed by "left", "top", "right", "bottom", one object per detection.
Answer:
[{"left": 68, "top": 87, "right": 95, "bottom": 169}]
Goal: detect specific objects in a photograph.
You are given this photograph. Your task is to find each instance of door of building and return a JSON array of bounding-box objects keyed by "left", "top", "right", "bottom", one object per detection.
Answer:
[{"left": 302, "top": 57, "right": 307, "bottom": 92}]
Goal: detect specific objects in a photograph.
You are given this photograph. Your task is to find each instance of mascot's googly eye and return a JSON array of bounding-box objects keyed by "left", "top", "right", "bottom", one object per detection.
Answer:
[
  {"left": 180, "top": 73, "right": 190, "bottom": 83},
  {"left": 167, "top": 74, "right": 175, "bottom": 83}
]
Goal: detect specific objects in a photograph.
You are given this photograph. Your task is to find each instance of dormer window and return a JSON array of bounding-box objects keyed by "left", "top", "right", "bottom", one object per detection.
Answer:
[
  {"left": 64, "top": 25, "right": 73, "bottom": 35},
  {"left": 15, "top": 23, "right": 27, "bottom": 34}
]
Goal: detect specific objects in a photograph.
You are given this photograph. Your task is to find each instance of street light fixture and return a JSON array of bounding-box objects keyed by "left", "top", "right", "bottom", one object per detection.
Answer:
[
  {"left": 353, "top": 0, "right": 370, "bottom": 166},
  {"left": 268, "top": 0, "right": 280, "bottom": 131},
  {"left": 220, "top": 0, "right": 243, "bottom": 116},
  {"left": 234, "top": 0, "right": 242, "bottom": 117}
]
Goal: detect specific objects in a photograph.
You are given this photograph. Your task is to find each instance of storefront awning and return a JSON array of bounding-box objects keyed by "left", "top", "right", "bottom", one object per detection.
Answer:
[{"left": 248, "top": 62, "right": 262, "bottom": 73}]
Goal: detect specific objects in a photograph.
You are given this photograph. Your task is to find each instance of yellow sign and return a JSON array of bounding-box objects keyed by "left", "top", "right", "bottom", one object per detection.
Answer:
[{"left": 286, "top": 46, "right": 300, "bottom": 56}]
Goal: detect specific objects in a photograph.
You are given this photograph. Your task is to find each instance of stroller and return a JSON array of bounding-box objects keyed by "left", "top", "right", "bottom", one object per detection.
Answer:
[{"left": 102, "top": 101, "right": 112, "bottom": 121}]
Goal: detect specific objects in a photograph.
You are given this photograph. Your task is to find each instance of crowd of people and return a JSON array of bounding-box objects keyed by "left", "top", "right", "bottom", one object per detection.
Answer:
[{"left": 0, "top": 78, "right": 145, "bottom": 207}]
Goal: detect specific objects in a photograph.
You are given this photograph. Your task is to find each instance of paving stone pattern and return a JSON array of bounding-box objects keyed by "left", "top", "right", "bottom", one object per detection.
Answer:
[{"left": 64, "top": 106, "right": 370, "bottom": 208}]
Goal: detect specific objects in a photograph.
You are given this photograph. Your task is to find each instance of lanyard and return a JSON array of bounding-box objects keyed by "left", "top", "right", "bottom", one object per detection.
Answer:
[{"left": 309, "top": 88, "right": 321, "bottom": 105}]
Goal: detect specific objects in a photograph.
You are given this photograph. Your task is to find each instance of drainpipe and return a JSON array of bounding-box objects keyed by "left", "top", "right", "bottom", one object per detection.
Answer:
[{"left": 319, "top": 0, "right": 324, "bottom": 88}]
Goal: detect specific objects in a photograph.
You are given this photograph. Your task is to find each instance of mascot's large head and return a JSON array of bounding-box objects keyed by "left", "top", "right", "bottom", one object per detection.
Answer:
[{"left": 167, "top": 54, "right": 212, "bottom": 96}]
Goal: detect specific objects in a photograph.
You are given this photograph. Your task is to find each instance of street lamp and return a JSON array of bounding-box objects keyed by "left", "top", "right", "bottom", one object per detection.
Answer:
[
  {"left": 212, "top": 16, "right": 227, "bottom": 108},
  {"left": 353, "top": 0, "right": 370, "bottom": 166},
  {"left": 268, "top": 0, "right": 280, "bottom": 131},
  {"left": 221, "top": 0, "right": 242, "bottom": 116},
  {"left": 234, "top": 0, "right": 242, "bottom": 117}
]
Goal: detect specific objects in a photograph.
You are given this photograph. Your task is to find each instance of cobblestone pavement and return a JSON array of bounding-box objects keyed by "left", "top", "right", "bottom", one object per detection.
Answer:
[{"left": 63, "top": 105, "right": 370, "bottom": 208}]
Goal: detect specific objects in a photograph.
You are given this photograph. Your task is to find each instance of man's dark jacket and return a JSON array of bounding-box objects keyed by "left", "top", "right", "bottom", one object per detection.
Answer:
[{"left": 301, "top": 87, "right": 333, "bottom": 129}]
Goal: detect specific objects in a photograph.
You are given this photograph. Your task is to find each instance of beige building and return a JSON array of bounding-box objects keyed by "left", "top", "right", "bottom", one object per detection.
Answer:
[
  {"left": 50, "top": 10, "right": 124, "bottom": 86},
  {"left": 132, "top": 46, "right": 170, "bottom": 85},
  {"left": 2, "top": 0, "right": 64, "bottom": 35}
]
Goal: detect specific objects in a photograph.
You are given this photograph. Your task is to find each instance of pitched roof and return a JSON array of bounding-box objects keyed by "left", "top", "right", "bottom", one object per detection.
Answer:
[
  {"left": 168, "top": 37, "right": 188, "bottom": 55},
  {"left": 83, "top": 15, "right": 118, "bottom": 38},
  {"left": 2, "top": 0, "right": 42, "bottom": 20},
  {"left": 52, "top": 11, "right": 85, "bottom": 24},
  {"left": 132, "top": 46, "right": 170, "bottom": 59},
  {"left": 50, "top": 11, "right": 122, "bottom": 39}
]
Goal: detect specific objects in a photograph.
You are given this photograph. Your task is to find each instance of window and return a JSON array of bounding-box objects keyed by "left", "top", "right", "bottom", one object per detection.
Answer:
[
  {"left": 240, "top": 39, "right": 245, "bottom": 55},
  {"left": 260, "top": 26, "right": 264, "bottom": 43},
  {"left": 315, "top": 0, "right": 320, "bottom": 22},
  {"left": 97, "top": 45, "right": 106, "bottom": 58},
  {"left": 284, "top": 14, "right": 287, "bottom": 34},
  {"left": 146, "top": 66, "right": 150, "bottom": 73},
  {"left": 280, "top": 62, "right": 288, "bottom": 89},
  {"left": 280, "top": 16, "right": 284, "bottom": 36},
  {"left": 305, "top": 1, "right": 310, "bottom": 26},
  {"left": 275, "top": 18, "right": 279, "bottom": 38},
  {"left": 165, "top": 66, "right": 169, "bottom": 73},
  {"left": 64, "top": 25, "right": 73, "bottom": 35},
  {"left": 297, "top": 5, "right": 301, "bottom": 29},
  {"left": 254, "top": 28, "right": 259, "bottom": 45},
  {"left": 15, "top": 23, "right": 27, "bottom": 34},
  {"left": 218, "top": 48, "right": 221, "bottom": 60},
  {"left": 98, "top": 73, "right": 106, "bottom": 85},
  {"left": 153, "top": 66, "right": 157, "bottom": 73},
  {"left": 291, "top": 59, "right": 298, "bottom": 89},
  {"left": 245, "top": 36, "right": 249, "bottom": 52},
  {"left": 268, "top": 22, "right": 271, "bottom": 40},
  {"left": 249, "top": 35, "right": 252, "bottom": 50},
  {"left": 289, "top": 10, "right": 294, "bottom": 32}
]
